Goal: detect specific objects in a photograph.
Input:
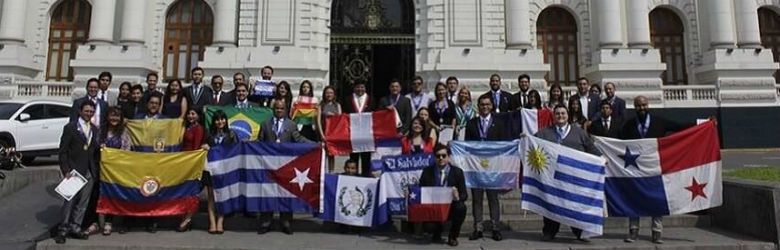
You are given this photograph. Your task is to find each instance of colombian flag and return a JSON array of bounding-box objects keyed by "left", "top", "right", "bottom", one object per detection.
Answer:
[
  {"left": 96, "top": 148, "right": 206, "bottom": 216},
  {"left": 126, "top": 118, "right": 185, "bottom": 152},
  {"left": 205, "top": 106, "right": 272, "bottom": 141},
  {"left": 291, "top": 97, "right": 317, "bottom": 125}
]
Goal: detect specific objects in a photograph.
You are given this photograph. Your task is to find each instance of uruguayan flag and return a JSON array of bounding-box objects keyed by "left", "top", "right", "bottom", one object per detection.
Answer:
[
  {"left": 519, "top": 135, "right": 607, "bottom": 236},
  {"left": 450, "top": 140, "right": 522, "bottom": 189}
]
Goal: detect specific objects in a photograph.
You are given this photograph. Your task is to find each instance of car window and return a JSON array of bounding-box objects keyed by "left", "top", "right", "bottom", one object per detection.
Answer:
[
  {"left": 20, "top": 104, "right": 46, "bottom": 120},
  {"left": 46, "top": 105, "right": 70, "bottom": 118},
  {"left": 0, "top": 103, "right": 23, "bottom": 119}
]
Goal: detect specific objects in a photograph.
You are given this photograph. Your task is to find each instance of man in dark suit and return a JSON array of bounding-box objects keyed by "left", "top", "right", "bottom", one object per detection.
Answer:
[
  {"left": 513, "top": 74, "right": 533, "bottom": 109},
  {"left": 479, "top": 74, "right": 515, "bottom": 113},
  {"left": 603, "top": 82, "right": 627, "bottom": 120},
  {"left": 378, "top": 79, "right": 412, "bottom": 135},
  {"left": 70, "top": 78, "right": 108, "bottom": 129},
  {"left": 96, "top": 71, "right": 118, "bottom": 106},
  {"left": 184, "top": 67, "right": 213, "bottom": 111},
  {"left": 209, "top": 75, "right": 233, "bottom": 106},
  {"left": 140, "top": 73, "right": 163, "bottom": 108},
  {"left": 588, "top": 100, "right": 622, "bottom": 138},
  {"left": 464, "top": 95, "right": 506, "bottom": 241},
  {"left": 341, "top": 82, "right": 375, "bottom": 177},
  {"left": 535, "top": 104, "right": 600, "bottom": 242},
  {"left": 568, "top": 77, "right": 600, "bottom": 120},
  {"left": 418, "top": 143, "right": 468, "bottom": 246},
  {"left": 257, "top": 99, "right": 312, "bottom": 235},
  {"left": 55, "top": 101, "right": 100, "bottom": 244},
  {"left": 231, "top": 84, "right": 259, "bottom": 108}
]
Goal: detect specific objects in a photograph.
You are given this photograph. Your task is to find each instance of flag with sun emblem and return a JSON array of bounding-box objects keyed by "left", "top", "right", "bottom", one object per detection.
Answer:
[
  {"left": 593, "top": 121, "right": 722, "bottom": 217},
  {"left": 204, "top": 106, "right": 273, "bottom": 141},
  {"left": 519, "top": 134, "right": 607, "bottom": 236},
  {"left": 450, "top": 140, "right": 522, "bottom": 189}
]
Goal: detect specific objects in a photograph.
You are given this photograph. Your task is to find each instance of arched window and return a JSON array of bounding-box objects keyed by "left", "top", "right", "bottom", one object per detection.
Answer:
[
  {"left": 163, "top": 0, "right": 213, "bottom": 82},
  {"left": 758, "top": 8, "right": 780, "bottom": 84},
  {"left": 46, "top": 0, "right": 91, "bottom": 81},
  {"left": 650, "top": 8, "right": 687, "bottom": 85},
  {"left": 537, "top": 7, "right": 578, "bottom": 86}
]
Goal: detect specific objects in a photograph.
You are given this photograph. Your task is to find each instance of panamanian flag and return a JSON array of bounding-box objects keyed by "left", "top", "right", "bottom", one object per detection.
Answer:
[
  {"left": 206, "top": 142, "right": 323, "bottom": 214},
  {"left": 594, "top": 121, "right": 722, "bottom": 217}
]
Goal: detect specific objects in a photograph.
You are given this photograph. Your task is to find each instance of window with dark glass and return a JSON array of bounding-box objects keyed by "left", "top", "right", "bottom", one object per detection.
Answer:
[
  {"left": 650, "top": 8, "right": 688, "bottom": 85},
  {"left": 46, "top": 0, "right": 91, "bottom": 81},
  {"left": 163, "top": 0, "right": 214, "bottom": 82},
  {"left": 537, "top": 7, "right": 579, "bottom": 86},
  {"left": 759, "top": 8, "right": 780, "bottom": 84}
]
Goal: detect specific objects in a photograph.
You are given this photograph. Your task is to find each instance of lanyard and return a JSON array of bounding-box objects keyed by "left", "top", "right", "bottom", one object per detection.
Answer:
[
  {"left": 436, "top": 100, "right": 448, "bottom": 116},
  {"left": 479, "top": 116, "right": 491, "bottom": 139},
  {"left": 274, "top": 118, "right": 284, "bottom": 137},
  {"left": 637, "top": 115, "right": 651, "bottom": 138},
  {"left": 411, "top": 93, "right": 424, "bottom": 110},
  {"left": 390, "top": 94, "right": 400, "bottom": 107},
  {"left": 78, "top": 120, "right": 91, "bottom": 143}
]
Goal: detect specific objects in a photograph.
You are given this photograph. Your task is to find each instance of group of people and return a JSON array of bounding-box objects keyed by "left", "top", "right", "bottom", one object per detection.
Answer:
[{"left": 56, "top": 66, "right": 689, "bottom": 246}]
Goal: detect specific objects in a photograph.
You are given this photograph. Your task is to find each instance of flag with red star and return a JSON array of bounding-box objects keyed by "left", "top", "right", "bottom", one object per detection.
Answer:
[{"left": 593, "top": 121, "right": 722, "bottom": 217}]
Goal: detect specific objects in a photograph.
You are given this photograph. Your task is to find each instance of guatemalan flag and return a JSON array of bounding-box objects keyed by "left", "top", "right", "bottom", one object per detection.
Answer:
[
  {"left": 450, "top": 140, "right": 522, "bottom": 189},
  {"left": 376, "top": 154, "right": 433, "bottom": 224},
  {"left": 206, "top": 142, "right": 324, "bottom": 214},
  {"left": 519, "top": 135, "right": 607, "bottom": 236},
  {"left": 325, "top": 109, "right": 399, "bottom": 155},
  {"left": 319, "top": 174, "right": 381, "bottom": 227},
  {"left": 594, "top": 121, "right": 722, "bottom": 217},
  {"left": 520, "top": 108, "right": 554, "bottom": 135},
  {"left": 407, "top": 186, "right": 452, "bottom": 222}
]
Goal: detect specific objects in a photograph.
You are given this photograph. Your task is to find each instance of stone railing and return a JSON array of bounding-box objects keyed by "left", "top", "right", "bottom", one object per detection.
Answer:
[
  {"left": 2, "top": 81, "right": 74, "bottom": 102},
  {"left": 661, "top": 85, "right": 719, "bottom": 107}
]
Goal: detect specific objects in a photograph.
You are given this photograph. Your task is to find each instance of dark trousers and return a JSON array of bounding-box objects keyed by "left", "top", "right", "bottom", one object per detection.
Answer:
[
  {"left": 542, "top": 217, "right": 582, "bottom": 238},
  {"left": 59, "top": 174, "right": 94, "bottom": 234},
  {"left": 259, "top": 212, "right": 293, "bottom": 228},
  {"left": 425, "top": 201, "right": 467, "bottom": 239},
  {"left": 471, "top": 188, "right": 500, "bottom": 231},
  {"left": 349, "top": 152, "right": 372, "bottom": 177}
]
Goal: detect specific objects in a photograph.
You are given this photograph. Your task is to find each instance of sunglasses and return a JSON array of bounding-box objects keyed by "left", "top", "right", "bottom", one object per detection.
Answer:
[{"left": 435, "top": 154, "right": 448, "bottom": 159}]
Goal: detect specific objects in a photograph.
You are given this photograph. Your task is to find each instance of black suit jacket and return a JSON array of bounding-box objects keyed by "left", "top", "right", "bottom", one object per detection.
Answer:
[
  {"left": 341, "top": 94, "right": 375, "bottom": 114},
  {"left": 464, "top": 115, "right": 507, "bottom": 141},
  {"left": 569, "top": 93, "right": 601, "bottom": 120},
  {"left": 58, "top": 121, "right": 99, "bottom": 177},
  {"left": 184, "top": 84, "right": 214, "bottom": 110},
  {"left": 608, "top": 97, "right": 627, "bottom": 120},
  {"left": 378, "top": 95, "right": 412, "bottom": 134},
  {"left": 589, "top": 116, "right": 622, "bottom": 138},
  {"left": 620, "top": 114, "right": 674, "bottom": 139},
  {"left": 209, "top": 91, "right": 234, "bottom": 106},
  {"left": 258, "top": 118, "right": 312, "bottom": 143},
  {"left": 479, "top": 90, "right": 515, "bottom": 113},
  {"left": 419, "top": 164, "right": 468, "bottom": 203},
  {"left": 70, "top": 96, "right": 108, "bottom": 128}
]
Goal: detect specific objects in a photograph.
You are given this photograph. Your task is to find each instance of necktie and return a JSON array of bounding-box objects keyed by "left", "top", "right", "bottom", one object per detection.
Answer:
[
  {"left": 100, "top": 91, "right": 106, "bottom": 101},
  {"left": 213, "top": 93, "right": 219, "bottom": 104},
  {"left": 83, "top": 122, "right": 91, "bottom": 146},
  {"left": 493, "top": 92, "right": 500, "bottom": 110},
  {"left": 604, "top": 120, "right": 609, "bottom": 130},
  {"left": 89, "top": 98, "right": 99, "bottom": 127},
  {"left": 440, "top": 169, "right": 446, "bottom": 186},
  {"left": 522, "top": 94, "right": 528, "bottom": 106},
  {"left": 193, "top": 85, "right": 200, "bottom": 100},
  {"left": 557, "top": 127, "right": 564, "bottom": 143}
]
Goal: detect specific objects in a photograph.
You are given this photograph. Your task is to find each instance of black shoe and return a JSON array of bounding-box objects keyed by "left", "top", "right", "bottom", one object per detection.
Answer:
[
  {"left": 491, "top": 230, "right": 503, "bottom": 241},
  {"left": 447, "top": 237, "right": 459, "bottom": 246},
  {"left": 431, "top": 234, "right": 444, "bottom": 244},
  {"left": 624, "top": 229, "right": 638, "bottom": 243},
  {"left": 54, "top": 235, "right": 66, "bottom": 244},
  {"left": 176, "top": 221, "right": 192, "bottom": 232},
  {"left": 117, "top": 226, "right": 127, "bottom": 234},
  {"left": 257, "top": 226, "right": 270, "bottom": 234},
  {"left": 281, "top": 226, "right": 293, "bottom": 235},
  {"left": 68, "top": 231, "right": 88, "bottom": 240},
  {"left": 145, "top": 222, "right": 157, "bottom": 233},
  {"left": 652, "top": 231, "right": 663, "bottom": 244},
  {"left": 541, "top": 234, "right": 555, "bottom": 242},
  {"left": 468, "top": 230, "right": 483, "bottom": 240}
]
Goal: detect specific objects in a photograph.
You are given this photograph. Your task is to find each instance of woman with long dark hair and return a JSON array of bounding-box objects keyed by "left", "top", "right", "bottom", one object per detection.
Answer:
[
  {"left": 317, "top": 86, "right": 341, "bottom": 173},
  {"left": 427, "top": 82, "right": 457, "bottom": 138},
  {"left": 275, "top": 81, "right": 293, "bottom": 117},
  {"left": 162, "top": 79, "right": 188, "bottom": 119},
  {"left": 415, "top": 107, "right": 438, "bottom": 142},
  {"left": 176, "top": 107, "right": 207, "bottom": 232},
  {"left": 568, "top": 98, "right": 587, "bottom": 128},
  {"left": 401, "top": 117, "right": 435, "bottom": 154},
  {"left": 546, "top": 83, "right": 565, "bottom": 110},
  {"left": 201, "top": 111, "right": 238, "bottom": 234},
  {"left": 294, "top": 80, "right": 319, "bottom": 141},
  {"left": 116, "top": 82, "right": 133, "bottom": 112}
]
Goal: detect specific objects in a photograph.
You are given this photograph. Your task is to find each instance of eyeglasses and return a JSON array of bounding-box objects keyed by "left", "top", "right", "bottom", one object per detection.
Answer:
[{"left": 435, "top": 154, "right": 448, "bottom": 159}]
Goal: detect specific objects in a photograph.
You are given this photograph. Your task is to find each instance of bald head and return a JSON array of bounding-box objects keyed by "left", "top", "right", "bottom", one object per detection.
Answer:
[{"left": 634, "top": 95, "right": 649, "bottom": 118}]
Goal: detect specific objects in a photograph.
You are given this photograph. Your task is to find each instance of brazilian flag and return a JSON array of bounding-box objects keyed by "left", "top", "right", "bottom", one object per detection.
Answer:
[{"left": 204, "top": 106, "right": 273, "bottom": 141}]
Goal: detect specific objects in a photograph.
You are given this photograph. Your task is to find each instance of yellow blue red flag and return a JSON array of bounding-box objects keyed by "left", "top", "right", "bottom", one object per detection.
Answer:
[{"left": 125, "top": 118, "right": 185, "bottom": 152}]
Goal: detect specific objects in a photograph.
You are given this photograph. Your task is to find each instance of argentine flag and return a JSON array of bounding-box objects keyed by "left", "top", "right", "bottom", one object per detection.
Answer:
[
  {"left": 519, "top": 135, "right": 607, "bottom": 236},
  {"left": 450, "top": 140, "right": 522, "bottom": 189}
]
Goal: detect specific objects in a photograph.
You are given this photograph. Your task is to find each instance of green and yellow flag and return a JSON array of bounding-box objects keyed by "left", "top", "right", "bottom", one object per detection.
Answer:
[
  {"left": 204, "top": 106, "right": 273, "bottom": 141},
  {"left": 126, "top": 118, "right": 185, "bottom": 152}
]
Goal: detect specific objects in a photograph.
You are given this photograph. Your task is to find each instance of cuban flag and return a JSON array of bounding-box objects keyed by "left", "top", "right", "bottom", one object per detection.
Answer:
[
  {"left": 325, "top": 109, "right": 399, "bottom": 155},
  {"left": 318, "top": 174, "right": 380, "bottom": 227},
  {"left": 206, "top": 142, "right": 324, "bottom": 214},
  {"left": 376, "top": 154, "right": 433, "bottom": 224},
  {"left": 519, "top": 135, "right": 607, "bottom": 236},
  {"left": 520, "top": 108, "right": 554, "bottom": 135},
  {"left": 450, "top": 140, "right": 522, "bottom": 189},
  {"left": 594, "top": 121, "right": 722, "bottom": 217},
  {"left": 407, "top": 186, "right": 452, "bottom": 222}
]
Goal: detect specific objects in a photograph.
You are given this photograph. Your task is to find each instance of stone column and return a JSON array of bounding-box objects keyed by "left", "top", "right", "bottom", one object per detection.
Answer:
[
  {"left": 0, "top": 0, "right": 28, "bottom": 44},
  {"left": 120, "top": 0, "right": 146, "bottom": 45},
  {"left": 505, "top": 0, "right": 531, "bottom": 48},
  {"left": 213, "top": 0, "right": 238, "bottom": 47},
  {"left": 626, "top": 0, "right": 651, "bottom": 48},
  {"left": 735, "top": 0, "right": 762, "bottom": 48},
  {"left": 594, "top": 0, "right": 622, "bottom": 48},
  {"left": 88, "top": 0, "right": 118, "bottom": 44},
  {"left": 707, "top": 0, "right": 736, "bottom": 49}
]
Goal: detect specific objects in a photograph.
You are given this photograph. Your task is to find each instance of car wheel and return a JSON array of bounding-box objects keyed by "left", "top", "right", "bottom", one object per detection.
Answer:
[
  {"left": 21, "top": 156, "right": 36, "bottom": 165},
  {"left": 0, "top": 139, "right": 10, "bottom": 149}
]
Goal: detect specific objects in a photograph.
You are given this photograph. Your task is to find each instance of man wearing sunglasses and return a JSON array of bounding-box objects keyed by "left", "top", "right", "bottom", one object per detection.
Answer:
[{"left": 418, "top": 143, "right": 467, "bottom": 246}]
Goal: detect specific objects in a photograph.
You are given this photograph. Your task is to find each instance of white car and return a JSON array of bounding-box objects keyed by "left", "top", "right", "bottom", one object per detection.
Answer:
[{"left": 0, "top": 100, "right": 71, "bottom": 164}]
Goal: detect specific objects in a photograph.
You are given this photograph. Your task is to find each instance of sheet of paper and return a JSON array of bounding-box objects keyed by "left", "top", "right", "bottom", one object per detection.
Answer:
[
  {"left": 54, "top": 170, "right": 87, "bottom": 201},
  {"left": 438, "top": 127, "right": 454, "bottom": 145}
]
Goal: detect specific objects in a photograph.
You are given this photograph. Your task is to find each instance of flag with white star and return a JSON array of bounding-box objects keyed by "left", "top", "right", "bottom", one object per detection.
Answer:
[{"left": 593, "top": 121, "right": 722, "bottom": 217}]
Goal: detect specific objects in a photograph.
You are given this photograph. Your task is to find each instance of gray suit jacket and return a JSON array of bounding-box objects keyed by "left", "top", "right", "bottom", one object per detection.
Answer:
[
  {"left": 535, "top": 124, "right": 600, "bottom": 155},
  {"left": 98, "top": 90, "right": 118, "bottom": 106},
  {"left": 258, "top": 117, "right": 312, "bottom": 143}
]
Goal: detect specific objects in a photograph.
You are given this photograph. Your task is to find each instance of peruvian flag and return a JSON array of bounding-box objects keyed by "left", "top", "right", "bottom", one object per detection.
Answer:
[
  {"left": 407, "top": 186, "right": 451, "bottom": 222},
  {"left": 594, "top": 121, "right": 722, "bottom": 217},
  {"left": 520, "top": 108, "right": 554, "bottom": 135},
  {"left": 325, "top": 109, "right": 399, "bottom": 156}
]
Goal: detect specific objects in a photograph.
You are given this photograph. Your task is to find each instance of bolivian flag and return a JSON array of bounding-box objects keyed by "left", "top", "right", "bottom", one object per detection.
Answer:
[
  {"left": 126, "top": 118, "right": 185, "bottom": 152},
  {"left": 97, "top": 148, "right": 206, "bottom": 216},
  {"left": 291, "top": 101, "right": 317, "bottom": 125},
  {"left": 205, "top": 106, "right": 272, "bottom": 141}
]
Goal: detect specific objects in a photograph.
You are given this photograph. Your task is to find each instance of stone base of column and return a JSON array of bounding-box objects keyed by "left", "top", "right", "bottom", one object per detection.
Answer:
[
  {"left": 70, "top": 44, "right": 157, "bottom": 86},
  {"left": 418, "top": 47, "right": 548, "bottom": 95},
  {"left": 0, "top": 44, "right": 39, "bottom": 83},
  {"left": 695, "top": 48, "right": 779, "bottom": 107},
  {"left": 585, "top": 48, "right": 666, "bottom": 107}
]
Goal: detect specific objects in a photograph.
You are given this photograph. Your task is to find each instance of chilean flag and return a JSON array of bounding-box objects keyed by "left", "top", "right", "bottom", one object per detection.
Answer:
[
  {"left": 594, "top": 121, "right": 722, "bottom": 217},
  {"left": 520, "top": 108, "right": 554, "bottom": 135},
  {"left": 407, "top": 186, "right": 451, "bottom": 222},
  {"left": 325, "top": 109, "right": 399, "bottom": 156}
]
